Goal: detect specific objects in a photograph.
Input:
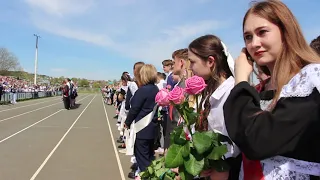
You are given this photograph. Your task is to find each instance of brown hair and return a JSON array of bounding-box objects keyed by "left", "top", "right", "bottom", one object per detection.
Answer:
[
  {"left": 172, "top": 48, "right": 188, "bottom": 60},
  {"left": 188, "top": 34, "right": 233, "bottom": 131},
  {"left": 133, "top": 62, "right": 145, "bottom": 87},
  {"left": 310, "top": 35, "right": 320, "bottom": 56},
  {"left": 139, "top": 64, "right": 158, "bottom": 86},
  {"left": 244, "top": 0, "right": 320, "bottom": 110},
  {"left": 162, "top": 59, "right": 174, "bottom": 66}
]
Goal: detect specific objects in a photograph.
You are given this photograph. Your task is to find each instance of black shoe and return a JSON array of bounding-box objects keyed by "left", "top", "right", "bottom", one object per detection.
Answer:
[
  {"left": 113, "top": 115, "right": 118, "bottom": 119},
  {"left": 118, "top": 144, "right": 126, "bottom": 148},
  {"left": 117, "top": 139, "right": 124, "bottom": 143},
  {"left": 130, "top": 163, "right": 138, "bottom": 171},
  {"left": 128, "top": 171, "right": 135, "bottom": 179}
]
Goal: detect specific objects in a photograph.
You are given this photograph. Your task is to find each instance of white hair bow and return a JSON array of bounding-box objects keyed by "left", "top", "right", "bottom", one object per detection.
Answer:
[{"left": 221, "top": 41, "right": 235, "bottom": 76}]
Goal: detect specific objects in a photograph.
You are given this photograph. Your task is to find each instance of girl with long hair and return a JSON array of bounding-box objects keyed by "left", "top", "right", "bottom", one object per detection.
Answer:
[
  {"left": 224, "top": 0, "right": 320, "bottom": 179},
  {"left": 188, "top": 34, "right": 241, "bottom": 180}
]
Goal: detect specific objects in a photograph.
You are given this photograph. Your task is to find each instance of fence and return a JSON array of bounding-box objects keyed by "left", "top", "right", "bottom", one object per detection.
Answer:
[{"left": 0, "top": 91, "right": 62, "bottom": 103}]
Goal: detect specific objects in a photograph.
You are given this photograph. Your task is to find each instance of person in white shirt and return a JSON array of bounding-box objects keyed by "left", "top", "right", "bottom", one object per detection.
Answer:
[
  {"left": 188, "top": 34, "right": 241, "bottom": 179},
  {"left": 156, "top": 72, "right": 166, "bottom": 90}
]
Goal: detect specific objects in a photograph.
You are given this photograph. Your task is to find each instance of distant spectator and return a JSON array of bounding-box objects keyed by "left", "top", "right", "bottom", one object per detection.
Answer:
[{"left": 310, "top": 35, "right": 320, "bottom": 56}]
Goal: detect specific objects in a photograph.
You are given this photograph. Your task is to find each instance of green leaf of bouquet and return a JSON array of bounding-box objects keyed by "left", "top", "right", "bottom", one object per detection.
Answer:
[
  {"left": 181, "top": 141, "right": 190, "bottom": 158},
  {"left": 173, "top": 126, "right": 187, "bottom": 145},
  {"left": 155, "top": 168, "right": 168, "bottom": 178},
  {"left": 139, "top": 171, "right": 149, "bottom": 178},
  {"left": 193, "top": 132, "right": 213, "bottom": 155},
  {"left": 148, "top": 166, "right": 154, "bottom": 175},
  {"left": 186, "top": 111, "right": 198, "bottom": 125},
  {"left": 207, "top": 144, "right": 228, "bottom": 160},
  {"left": 165, "top": 144, "right": 184, "bottom": 168},
  {"left": 164, "top": 173, "right": 175, "bottom": 180},
  {"left": 154, "top": 161, "right": 163, "bottom": 170},
  {"left": 184, "top": 150, "right": 204, "bottom": 176},
  {"left": 179, "top": 165, "right": 194, "bottom": 180},
  {"left": 203, "top": 131, "right": 220, "bottom": 146}
]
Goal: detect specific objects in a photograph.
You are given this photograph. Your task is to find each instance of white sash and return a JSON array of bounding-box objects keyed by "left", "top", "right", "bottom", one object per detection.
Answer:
[{"left": 126, "top": 105, "right": 158, "bottom": 156}]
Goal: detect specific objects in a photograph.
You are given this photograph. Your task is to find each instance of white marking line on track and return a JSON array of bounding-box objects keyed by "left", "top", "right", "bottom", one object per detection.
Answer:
[
  {"left": 101, "top": 97, "right": 125, "bottom": 180},
  {"left": 0, "top": 96, "right": 91, "bottom": 144},
  {"left": 29, "top": 95, "right": 96, "bottom": 180},
  {"left": 0, "top": 98, "right": 61, "bottom": 113},
  {"left": 0, "top": 109, "right": 64, "bottom": 144},
  {"left": 0, "top": 95, "right": 90, "bottom": 123}
]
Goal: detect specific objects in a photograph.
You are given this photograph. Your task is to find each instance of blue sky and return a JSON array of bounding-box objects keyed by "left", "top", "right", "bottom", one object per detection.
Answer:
[{"left": 0, "top": 0, "right": 319, "bottom": 80}]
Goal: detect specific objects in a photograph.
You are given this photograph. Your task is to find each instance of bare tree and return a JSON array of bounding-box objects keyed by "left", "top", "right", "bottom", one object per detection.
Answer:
[{"left": 0, "top": 47, "right": 20, "bottom": 72}]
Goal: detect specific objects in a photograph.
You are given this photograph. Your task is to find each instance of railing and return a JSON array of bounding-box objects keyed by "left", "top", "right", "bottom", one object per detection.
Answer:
[{"left": 0, "top": 91, "right": 62, "bottom": 103}]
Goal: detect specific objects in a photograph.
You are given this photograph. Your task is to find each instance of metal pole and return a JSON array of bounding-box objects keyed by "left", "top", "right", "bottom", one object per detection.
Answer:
[{"left": 33, "top": 34, "right": 40, "bottom": 85}]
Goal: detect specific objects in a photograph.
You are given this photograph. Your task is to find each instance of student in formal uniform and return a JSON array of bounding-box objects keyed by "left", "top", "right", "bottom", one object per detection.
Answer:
[
  {"left": 62, "top": 79, "right": 70, "bottom": 110},
  {"left": 124, "top": 64, "right": 159, "bottom": 177},
  {"left": 188, "top": 34, "right": 241, "bottom": 180},
  {"left": 223, "top": 1, "right": 320, "bottom": 179},
  {"left": 163, "top": 49, "right": 190, "bottom": 150}
]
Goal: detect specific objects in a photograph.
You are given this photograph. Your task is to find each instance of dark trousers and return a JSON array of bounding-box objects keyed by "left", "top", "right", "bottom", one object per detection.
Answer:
[
  {"left": 164, "top": 114, "right": 177, "bottom": 149},
  {"left": 134, "top": 138, "right": 155, "bottom": 172},
  {"left": 154, "top": 111, "right": 167, "bottom": 149},
  {"left": 63, "top": 97, "right": 70, "bottom": 109}
]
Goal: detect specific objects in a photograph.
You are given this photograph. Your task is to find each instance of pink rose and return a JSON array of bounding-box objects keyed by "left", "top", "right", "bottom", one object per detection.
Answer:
[
  {"left": 185, "top": 76, "right": 207, "bottom": 95},
  {"left": 168, "top": 86, "right": 185, "bottom": 104},
  {"left": 155, "top": 89, "right": 170, "bottom": 106},
  {"left": 166, "top": 85, "right": 172, "bottom": 90}
]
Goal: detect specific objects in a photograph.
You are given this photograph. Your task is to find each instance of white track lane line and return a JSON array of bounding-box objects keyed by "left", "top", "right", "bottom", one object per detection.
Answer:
[
  {"left": 0, "top": 110, "right": 64, "bottom": 144},
  {"left": 101, "top": 97, "right": 125, "bottom": 180},
  {"left": 0, "top": 96, "right": 91, "bottom": 144},
  {"left": 0, "top": 95, "right": 91, "bottom": 123},
  {"left": 0, "top": 98, "right": 62, "bottom": 113},
  {"left": 29, "top": 95, "right": 96, "bottom": 180}
]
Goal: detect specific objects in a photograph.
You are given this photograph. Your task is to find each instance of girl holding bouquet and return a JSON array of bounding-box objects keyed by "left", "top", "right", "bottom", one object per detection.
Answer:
[
  {"left": 187, "top": 34, "right": 241, "bottom": 180},
  {"left": 224, "top": 0, "right": 320, "bottom": 179}
]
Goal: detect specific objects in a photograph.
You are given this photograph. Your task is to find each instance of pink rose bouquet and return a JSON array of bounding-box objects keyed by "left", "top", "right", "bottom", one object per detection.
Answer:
[
  {"left": 185, "top": 75, "right": 207, "bottom": 95},
  {"left": 155, "top": 88, "right": 170, "bottom": 106},
  {"left": 168, "top": 86, "right": 185, "bottom": 104},
  {"left": 142, "top": 76, "right": 228, "bottom": 180}
]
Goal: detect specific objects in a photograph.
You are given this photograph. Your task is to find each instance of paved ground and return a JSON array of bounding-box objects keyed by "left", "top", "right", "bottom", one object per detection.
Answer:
[{"left": 0, "top": 94, "right": 133, "bottom": 180}]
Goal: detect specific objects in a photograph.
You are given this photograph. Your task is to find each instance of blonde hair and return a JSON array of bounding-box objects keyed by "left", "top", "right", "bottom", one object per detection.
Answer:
[
  {"left": 244, "top": 0, "right": 320, "bottom": 109},
  {"left": 134, "top": 62, "right": 145, "bottom": 87},
  {"left": 139, "top": 64, "right": 157, "bottom": 86}
]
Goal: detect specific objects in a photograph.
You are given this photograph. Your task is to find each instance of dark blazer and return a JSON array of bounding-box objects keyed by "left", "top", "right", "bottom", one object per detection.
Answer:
[{"left": 125, "top": 83, "right": 159, "bottom": 139}]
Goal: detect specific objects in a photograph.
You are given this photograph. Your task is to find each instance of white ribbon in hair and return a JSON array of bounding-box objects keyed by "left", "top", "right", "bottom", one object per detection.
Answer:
[{"left": 221, "top": 41, "right": 235, "bottom": 76}]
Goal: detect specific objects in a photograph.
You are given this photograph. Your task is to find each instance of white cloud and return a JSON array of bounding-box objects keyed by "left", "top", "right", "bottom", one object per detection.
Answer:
[
  {"left": 34, "top": 21, "right": 114, "bottom": 46},
  {"left": 114, "top": 20, "right": 228, "bottom": 64},
  {"left": 24, "top": 0, "right": 228, "bottom": 65},
  {"left": 25, "top": 0, "right": 95, "bottom": 17}
]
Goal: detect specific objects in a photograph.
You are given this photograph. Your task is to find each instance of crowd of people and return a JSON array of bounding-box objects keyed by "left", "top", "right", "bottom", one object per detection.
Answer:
[
  {"left": 105, "top": 1, "right": 320, "bottom": 180},
  {"left": 0, "top": 76, "right": 61, "bottom": 104}
]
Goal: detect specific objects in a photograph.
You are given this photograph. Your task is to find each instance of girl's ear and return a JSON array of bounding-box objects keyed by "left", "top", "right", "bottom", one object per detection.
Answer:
[{"left": 207, "top": 56, "right": 215, "bottom": 68}]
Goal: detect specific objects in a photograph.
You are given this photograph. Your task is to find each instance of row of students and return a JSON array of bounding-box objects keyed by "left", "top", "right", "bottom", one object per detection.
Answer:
[{"left": 116, "top": 1, "right": 320, "bottom": 179}]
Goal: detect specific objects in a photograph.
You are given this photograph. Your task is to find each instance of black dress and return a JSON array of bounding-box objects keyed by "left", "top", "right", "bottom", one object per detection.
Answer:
[{"left": 223, "top": 64, "right": 320, "bottom": 179}]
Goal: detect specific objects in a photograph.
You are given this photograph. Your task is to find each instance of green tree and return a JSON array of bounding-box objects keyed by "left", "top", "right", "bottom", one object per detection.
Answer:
[
  {"left": 79, "top": 79, "right": 89, "bottom": 87},
  {"left": 92, "top": 82, "right": 101, "bottom": 88}
]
